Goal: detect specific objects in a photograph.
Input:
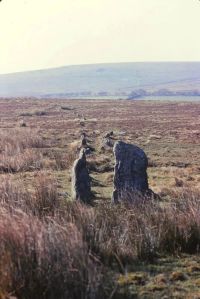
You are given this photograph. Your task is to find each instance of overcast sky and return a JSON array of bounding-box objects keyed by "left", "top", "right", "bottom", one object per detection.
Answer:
[{"left": 0, "top": 0, "right": 200, "bottom": 74}]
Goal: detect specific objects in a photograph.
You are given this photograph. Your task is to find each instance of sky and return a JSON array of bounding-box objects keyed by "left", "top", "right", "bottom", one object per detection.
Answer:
[{"left": 0, "top": 0, "right": 200, "bottom": 74}]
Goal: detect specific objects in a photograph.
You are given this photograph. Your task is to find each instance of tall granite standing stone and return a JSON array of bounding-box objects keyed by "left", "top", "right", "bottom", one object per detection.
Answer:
[
  {"left": 112, "top": 141, "right": 149, "bottom": 203},
  {"left": 71, "top": 149, "right": 92, "bottom": 204}
]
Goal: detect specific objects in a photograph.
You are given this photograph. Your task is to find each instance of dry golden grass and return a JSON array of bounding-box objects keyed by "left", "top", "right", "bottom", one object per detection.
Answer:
[{"left": 0, "top": 98, "right": 200, "bottom": 298}]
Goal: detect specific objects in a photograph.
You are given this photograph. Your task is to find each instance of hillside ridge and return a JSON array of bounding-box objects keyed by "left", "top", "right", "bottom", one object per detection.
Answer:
[{"left": 0, "top": 62, "right": 200, "bottom": 98}]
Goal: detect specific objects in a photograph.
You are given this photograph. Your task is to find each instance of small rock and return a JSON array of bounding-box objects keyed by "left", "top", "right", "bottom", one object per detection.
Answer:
[
  {"left": 104, "top": 131, "right": 114, "bottom": 138},
  {"left": 102, "top": 137, "right": 114, "bottom": 148}
]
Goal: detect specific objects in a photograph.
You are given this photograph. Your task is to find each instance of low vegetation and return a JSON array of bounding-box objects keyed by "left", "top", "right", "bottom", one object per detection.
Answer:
[{"left": 0, "top": 98, "right": 200, "bottom": 298}]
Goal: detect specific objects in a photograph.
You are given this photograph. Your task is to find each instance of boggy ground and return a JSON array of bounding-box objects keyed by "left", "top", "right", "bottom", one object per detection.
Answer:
[{"left": 0, "top": 98, "right": 200, "bottom": 298}]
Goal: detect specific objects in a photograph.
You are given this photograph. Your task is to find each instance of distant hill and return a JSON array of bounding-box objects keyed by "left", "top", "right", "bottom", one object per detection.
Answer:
[{"left": 0, "top": 62, "right": 200, "bottom": 98}]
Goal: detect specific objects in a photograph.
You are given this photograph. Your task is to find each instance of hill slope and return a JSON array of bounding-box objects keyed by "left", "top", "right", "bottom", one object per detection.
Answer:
[{"left": 0, "top": 62, "right": 200, "bottom": 98}]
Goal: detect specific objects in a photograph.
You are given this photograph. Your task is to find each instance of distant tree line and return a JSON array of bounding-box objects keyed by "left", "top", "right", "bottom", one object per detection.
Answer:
[{"left": 128, "top": 88, "right": 200, "bottom": 99}]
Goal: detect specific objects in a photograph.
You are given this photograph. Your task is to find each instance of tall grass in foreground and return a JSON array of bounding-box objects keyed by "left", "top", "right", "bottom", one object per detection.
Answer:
[
  {"left": 0, "top": 178, "right": 200, "bottom": 298},
  {"left": 0, "top": 129, "right": 45, "bottom": 173},
  {"left": 0, "top": 208, "right": 103, "bottom": 299}
]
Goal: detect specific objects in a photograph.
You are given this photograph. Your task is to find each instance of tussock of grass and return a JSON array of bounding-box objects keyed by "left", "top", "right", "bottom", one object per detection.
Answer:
[
  {"left": 0, "top": 99, "right": 200, "bottom": 298},
  {"left": 0, "top": 177, "right": 200, "bottom": 297},
  {"left": 0, "top": 129, "right": 45, "bottom": 173},
  {"left": 0, "top": 208, "right": 103, "bottom": 299}
]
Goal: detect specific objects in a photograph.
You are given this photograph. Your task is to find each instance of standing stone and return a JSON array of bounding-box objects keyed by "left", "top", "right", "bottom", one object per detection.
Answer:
[
  {"left": 112, "top": 141, "right": 149, "bottom": 203},
  {"left": 101, "top": 132, "right": 114, "bottom": 150},
  {"left": 80, "top": 133, "right": 87, "bottom": 148},
  {"left": 71, "top": 149, "right": 92, "bottom": 204},
  {"left": 79, "top": 132, "right": 95, "bottom": 154}
]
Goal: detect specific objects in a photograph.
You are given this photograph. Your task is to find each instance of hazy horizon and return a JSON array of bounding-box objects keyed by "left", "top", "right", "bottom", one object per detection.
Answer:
[
  {"left": 0, "top": 0, "right": 200, "bottom": 75},
  {"left": 2, "top": 60, "right": 200, "bottom": 76},
  {"left": 1, "top": 62, "right": 200, "bottom": 98}
]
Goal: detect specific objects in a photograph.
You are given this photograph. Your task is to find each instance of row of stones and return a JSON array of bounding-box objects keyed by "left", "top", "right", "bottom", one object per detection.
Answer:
[{"left": 71, "top": 139, "right": 150, "bottom": 204}]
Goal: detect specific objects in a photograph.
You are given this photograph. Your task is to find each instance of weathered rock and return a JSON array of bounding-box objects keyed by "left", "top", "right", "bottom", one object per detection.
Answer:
[
  {"left": 84, "top": 147, "right": 93, "bottom": 155},
  {"left": 112, "top": 141, "right": 149, "bottom": 203},
  {"left": 79, "top": 133, "right": 95, "bottom": 153},
  {"left": 104, "top": 131, "right": 114, "bottom": 138},
  {"left": 101, "top": 132, "right": 114, "bottom": 150},
  {"left": 81, "top": 132, "right": 86, "bottom": 138},
  {"left": 80, "top": 134, "right": 87, "bottom": 147},
  {"left": 102, "top": 137, "right": 114, "bottom": 148},
  {"left": 71, "top": 149, "right": 92, "bottom": 204}
]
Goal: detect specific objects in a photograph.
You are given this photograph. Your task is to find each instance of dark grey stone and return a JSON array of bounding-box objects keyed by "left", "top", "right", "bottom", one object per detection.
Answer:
[
  {"left": 80, "top": 135, "right": 87, "bottom": 147},
  {"left": 104, "top": 131, "right": 114, "bottom": 138},
  {"left": 112, "top": 141, "right": 149, "bottom": 203},
  {"left": 71, "top": 149, "right": 92, "bottom": 204}
]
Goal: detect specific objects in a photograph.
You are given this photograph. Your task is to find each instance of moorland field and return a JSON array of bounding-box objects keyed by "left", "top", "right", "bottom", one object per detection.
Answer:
[{"left": 0, "top": 98, "right": 200, "bottom": 298}]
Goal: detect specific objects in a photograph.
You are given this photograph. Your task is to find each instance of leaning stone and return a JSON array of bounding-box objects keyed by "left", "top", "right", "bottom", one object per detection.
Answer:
[
  {"left": 112, "top": 141, "right": 149, "bottom": 203},
  {"left": 71, "top": 149, "right": 92, "bottom": 204}
]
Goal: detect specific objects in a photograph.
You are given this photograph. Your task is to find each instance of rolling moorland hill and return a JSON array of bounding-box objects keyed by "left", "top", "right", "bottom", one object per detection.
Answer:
[{"left": 1, "top": 62, "right": 200, "bottom": 98}]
